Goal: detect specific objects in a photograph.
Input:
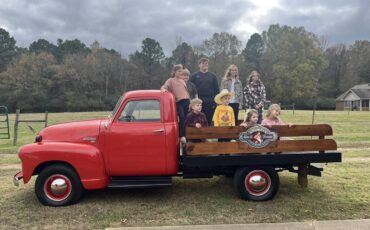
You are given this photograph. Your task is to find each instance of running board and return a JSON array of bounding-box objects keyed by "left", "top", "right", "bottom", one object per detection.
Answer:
[{"left": 108, "top": 176, "right": 172, "bottom": 189}]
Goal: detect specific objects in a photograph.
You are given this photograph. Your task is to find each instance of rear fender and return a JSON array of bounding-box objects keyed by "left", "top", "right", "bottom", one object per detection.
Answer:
[{"left": 18, "top": 142, "right": 108, "bottom": 189}]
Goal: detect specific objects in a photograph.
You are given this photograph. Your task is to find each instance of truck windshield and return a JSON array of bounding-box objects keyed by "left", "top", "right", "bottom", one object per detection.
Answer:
[{"left": 109, "top": 96, "right": 123, "bottom": 119}]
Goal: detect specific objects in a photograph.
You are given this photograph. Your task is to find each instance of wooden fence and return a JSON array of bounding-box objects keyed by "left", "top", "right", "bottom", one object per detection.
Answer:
[
  {"left": 13, "top": 109, "right": 48, "bottom": 145},
  {"left": 0, "top": 106, "right": 10, "bottom": 139}
]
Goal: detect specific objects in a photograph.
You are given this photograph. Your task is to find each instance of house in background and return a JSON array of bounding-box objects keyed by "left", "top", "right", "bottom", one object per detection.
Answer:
[{"left": 336, "top": 83, "right": 370, "bottom": 111}]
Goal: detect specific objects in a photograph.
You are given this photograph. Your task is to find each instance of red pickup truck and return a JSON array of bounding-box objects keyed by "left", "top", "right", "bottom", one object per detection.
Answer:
[{"left": 14, "top": 90, "right": 341, "bottom": 206}]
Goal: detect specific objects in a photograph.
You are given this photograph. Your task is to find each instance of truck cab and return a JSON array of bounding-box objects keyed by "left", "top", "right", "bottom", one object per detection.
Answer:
[{"left": 103, "top": 90, "right": 179, "bottom": 176}]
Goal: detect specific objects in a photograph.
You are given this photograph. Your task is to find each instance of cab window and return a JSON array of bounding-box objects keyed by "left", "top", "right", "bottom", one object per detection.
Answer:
[{"left": 118, "top": 100, "right": 160, "bottom": 122}]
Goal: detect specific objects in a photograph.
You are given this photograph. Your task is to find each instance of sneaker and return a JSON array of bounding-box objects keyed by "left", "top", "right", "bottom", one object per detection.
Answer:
[
  {"left": 230, "top": 139, "right": 237, "bottom": 142},
  {"left": 180, "top": 136, "right": 187, "bottom": 144}
]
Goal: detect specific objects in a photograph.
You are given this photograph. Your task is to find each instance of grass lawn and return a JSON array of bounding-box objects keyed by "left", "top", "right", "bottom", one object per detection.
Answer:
[{"left": 0, "top": 110, "right": 369, "bottom": 229}]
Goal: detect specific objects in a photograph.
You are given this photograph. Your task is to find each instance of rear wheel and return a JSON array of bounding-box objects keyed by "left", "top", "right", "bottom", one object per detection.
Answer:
[
  {"left": 234, "top": 167, "right": 279, "bottom": 201},
  {"left": 35, "top": 164, "right": 83, "bottom": 206}
]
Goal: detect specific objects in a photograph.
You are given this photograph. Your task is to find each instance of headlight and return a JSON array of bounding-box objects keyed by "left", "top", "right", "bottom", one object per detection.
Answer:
[{"left": 35, "top": 135, "right": 42, "bottom": 143}]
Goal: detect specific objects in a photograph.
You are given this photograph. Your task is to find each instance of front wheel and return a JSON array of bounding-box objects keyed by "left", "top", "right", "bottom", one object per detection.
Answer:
[
  {"left": 35, "top": 164, "right": 83, "bottom": 206},
  {"left": 233, "top": 167, "right": 279, "bottom": 201}
]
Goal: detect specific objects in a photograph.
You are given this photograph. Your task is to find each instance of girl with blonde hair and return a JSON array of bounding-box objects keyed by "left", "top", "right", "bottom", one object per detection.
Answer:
[
  {"left": 220, "top": 64, "right": 243, "bottom": 123},
  {"left": 262, "top": 104, "right": 293, "bottom": 127},
  {"left": 161, "top": 65, "right": 191, "bottom": 144}
]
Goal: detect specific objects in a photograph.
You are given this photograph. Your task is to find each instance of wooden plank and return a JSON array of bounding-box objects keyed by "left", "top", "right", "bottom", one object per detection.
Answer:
[
  {"left": 186, "top": 124, "right": 333, "bottom": 139},
  {"left": 187, "top": 126, "right": 238, "bottom": 139},
  {"left": 268, "top": 124, "right": 333, "bottom": 137},
  {"left": 186, "top": 139, "right": 337, "bottom": 156},
  {"left": 17, "top": 119, "right": 46, "bottom": 123}
]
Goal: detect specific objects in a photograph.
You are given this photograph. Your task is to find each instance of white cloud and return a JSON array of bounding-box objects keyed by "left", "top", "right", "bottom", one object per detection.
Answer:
[{"left": 232, "top": 0, "right": 281, "bottom": 42}]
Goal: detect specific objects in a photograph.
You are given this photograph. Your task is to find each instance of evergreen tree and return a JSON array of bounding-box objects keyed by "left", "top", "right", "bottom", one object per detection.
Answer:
[{"left": 0, "top": 28, "right": 17, "bottom": 72}]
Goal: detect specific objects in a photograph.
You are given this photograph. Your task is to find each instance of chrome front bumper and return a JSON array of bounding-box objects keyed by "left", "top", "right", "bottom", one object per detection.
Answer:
[{"left": 13, "top": 171, "right": 23, "bottom": 186}]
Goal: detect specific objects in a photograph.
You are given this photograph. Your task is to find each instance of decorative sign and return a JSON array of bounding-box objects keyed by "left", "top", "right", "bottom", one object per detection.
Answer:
[{"left": 239, "top": 126, "right": 278, "bottom": 148}]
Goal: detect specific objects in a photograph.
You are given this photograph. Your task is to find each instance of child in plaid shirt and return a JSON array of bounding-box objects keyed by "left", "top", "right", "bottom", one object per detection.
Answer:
[
  {"left": 185, "top": 98, "right": 208, "bottom": 143},
  {"left": 244, "top": 70, "right": 266, "bottom": 124}
]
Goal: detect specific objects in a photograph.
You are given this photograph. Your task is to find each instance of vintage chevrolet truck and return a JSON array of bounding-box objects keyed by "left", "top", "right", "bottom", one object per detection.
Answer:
[{"left": 14, "top": 90, "right": 341, "bottom": 206}]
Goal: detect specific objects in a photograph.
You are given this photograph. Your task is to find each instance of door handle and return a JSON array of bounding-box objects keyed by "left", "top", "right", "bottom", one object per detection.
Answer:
[{"left": 152, "top": 128, "right": 165, "bottom": 133}]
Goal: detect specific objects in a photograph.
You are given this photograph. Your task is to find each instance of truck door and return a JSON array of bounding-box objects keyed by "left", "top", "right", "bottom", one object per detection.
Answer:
[{"left": 107, "top": 99, "right": 167, "bottom": 176}]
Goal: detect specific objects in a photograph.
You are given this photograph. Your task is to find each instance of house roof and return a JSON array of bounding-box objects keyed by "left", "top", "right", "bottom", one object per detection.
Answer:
[
  {"left": 336, "top": 83, "right": 370, "bottom": 101},
  {"left": 336, "top": 91, "right": 349, "bottom": 101},
  {"left": 352, "top": 88, "right": 370, "bottom": 98}
]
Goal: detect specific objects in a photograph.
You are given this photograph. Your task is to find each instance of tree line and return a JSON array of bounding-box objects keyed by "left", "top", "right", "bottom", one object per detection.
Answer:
[{"left": 1, "top": 25, "right": 370, "bottom": 112}]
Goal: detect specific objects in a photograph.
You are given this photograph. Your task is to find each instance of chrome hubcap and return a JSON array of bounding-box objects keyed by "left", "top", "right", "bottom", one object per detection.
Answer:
[
  {"left": 245, "top": 170, "right": 271, "bottom": 196},
  {"left": 248, "top": 175, "right": 267, "bottom": 192},
  {"left": 50, "top": 178, "right": 68, "bottom": 196},
  {"left": 44, "top": 174, "right": 72, "bottom": 201}
]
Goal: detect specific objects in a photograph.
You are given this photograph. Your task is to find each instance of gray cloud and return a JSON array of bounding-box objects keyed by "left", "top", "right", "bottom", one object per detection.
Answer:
[
  {"left": 1, "top": 0, "right": 369, "bottom": 56},
  {"left": 256, "top": 0, "right": 370, "bottom": 44}
]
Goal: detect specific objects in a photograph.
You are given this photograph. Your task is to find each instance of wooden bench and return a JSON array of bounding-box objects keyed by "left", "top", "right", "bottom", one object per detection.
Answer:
[{"left": 185, "top": 124, "right": 337, "bottom": 156}]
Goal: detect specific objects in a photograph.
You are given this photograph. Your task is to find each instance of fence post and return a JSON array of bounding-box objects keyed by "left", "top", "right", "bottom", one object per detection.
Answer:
[
  {"left": 45, "top": 111, "right": 48, "bottom": 127},
  {"left": 311, "top": 103, "right": 316, "bottom": 124},
  {"left": 292, "top": 103, "right": 295, "bottom": 115},
  {"left": 13, "top": 109, "right": 20, "bottom": 146}
]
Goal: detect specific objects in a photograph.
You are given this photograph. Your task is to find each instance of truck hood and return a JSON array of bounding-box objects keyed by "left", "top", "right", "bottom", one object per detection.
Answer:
[{"left": 38, "top": 119, "right": 107, "bottom": 144}]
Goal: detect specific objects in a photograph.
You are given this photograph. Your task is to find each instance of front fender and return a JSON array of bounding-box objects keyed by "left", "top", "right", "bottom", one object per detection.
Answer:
[{"left": 18, "top": 142, "right": 108, "bottom": 189}]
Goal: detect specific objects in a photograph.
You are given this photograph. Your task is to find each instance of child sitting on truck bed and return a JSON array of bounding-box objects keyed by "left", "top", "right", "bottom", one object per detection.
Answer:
[
  {"left": 161, "top": 65, "right": 191, "bottom": 144},
  {"left": 262, "top": 104, "right": 293, "bottom": 127},
  {"left": 185, "top": 98, "right": 208, "bottom": 143},
  {"left": 240, "top": 109, "right": 259, "bottom": 127},
  {"left": 185, "top": 98, "right": 208, "bottom": 128}
]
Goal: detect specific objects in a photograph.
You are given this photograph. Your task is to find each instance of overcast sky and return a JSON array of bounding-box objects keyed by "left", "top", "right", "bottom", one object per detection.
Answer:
[{"left": 1, "top": 0, "right": 370, "bottom": 56}]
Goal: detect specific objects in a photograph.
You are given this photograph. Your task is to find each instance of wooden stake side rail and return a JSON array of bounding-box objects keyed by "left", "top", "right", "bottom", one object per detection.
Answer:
[
  {"left": 186, "top": 139, "right": 337, "bottom": 156},
  {"left": 185, "top": 124, "right": 337, "bottom": 156},
  {"left": 186, "top": 124, "right": 333, "bottom": 139}
]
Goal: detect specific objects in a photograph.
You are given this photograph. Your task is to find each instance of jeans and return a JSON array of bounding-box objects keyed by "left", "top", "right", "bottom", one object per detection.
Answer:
[
  {"left": 229, "top": 103, "right": 239, "bottom": 125},
  {"left": 176, "top": 99, "right": 190, "bottom": 137}
]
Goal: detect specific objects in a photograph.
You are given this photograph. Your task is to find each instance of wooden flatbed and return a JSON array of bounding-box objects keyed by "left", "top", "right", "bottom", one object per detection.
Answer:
[{"left": 181, "top": 124, "right": 342, "bottom": 201}]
